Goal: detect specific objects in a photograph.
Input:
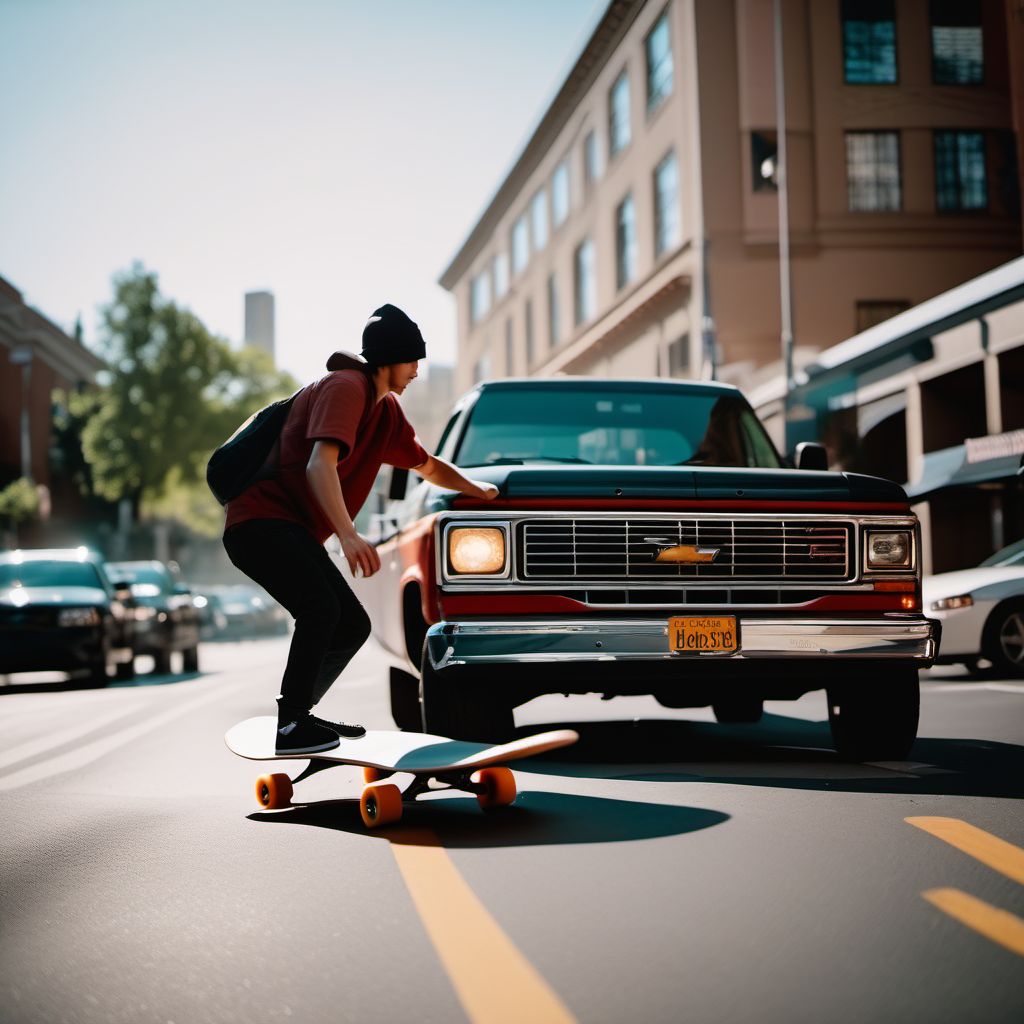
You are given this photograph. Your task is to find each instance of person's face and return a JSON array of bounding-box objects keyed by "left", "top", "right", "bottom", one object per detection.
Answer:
[{"left": 388, "top": 361, "right": 419, "bottom": 394}]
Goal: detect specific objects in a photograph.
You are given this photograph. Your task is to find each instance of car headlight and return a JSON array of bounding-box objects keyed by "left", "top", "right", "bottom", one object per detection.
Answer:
[
  {"left": 58, "top": 607, "right": 101, "bottom": 627},
  {"left": 866, "top": 530, "right": 912, "bottom": 569},
  {"left": 931, "top": 594, "right": 974, "bottom": 611},
  {"left": 448, "top": 527, "right": 507, "bottom": 575}
]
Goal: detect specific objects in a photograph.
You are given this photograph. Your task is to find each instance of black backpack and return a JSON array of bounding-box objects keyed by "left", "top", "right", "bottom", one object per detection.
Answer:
[
  {"left": 206, "top": 352, "right": 374, "bottom": 507},
  {"left": 206, "top": 391, "right": 301, "bottom": 506}
]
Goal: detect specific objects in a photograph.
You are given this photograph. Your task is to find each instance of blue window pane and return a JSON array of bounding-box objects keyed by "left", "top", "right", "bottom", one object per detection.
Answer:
[
  {"left": 609, "top": 71, "right": 631, "bottom": 155},
  {"left": 842, "top": 0, "right": 897, "bottom": 83},
  {"left": 646, "top": 13, "right": 673, "bottom": 110},
  {"left": 935, "top": 131, "right": 987, "bottom": 211},
  {"left": 930, "top": 0, "right": 983, "bottom": 84}
]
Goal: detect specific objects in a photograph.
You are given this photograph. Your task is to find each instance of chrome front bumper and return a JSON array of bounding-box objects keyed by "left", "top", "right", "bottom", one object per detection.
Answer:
[{"left": 425, "top": 617, "right": 940, "bottom": 670}]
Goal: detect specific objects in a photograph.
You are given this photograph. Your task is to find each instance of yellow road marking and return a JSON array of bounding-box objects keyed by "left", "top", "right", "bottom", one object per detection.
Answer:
[
  {"left": 923, "top": 888, "right": 1024, "bottom": 957},
  {"left": 906, "top": 816, "right": 1024, "bottom": 885},
  {"left": 390, "top": 829, "right": 577, "bottom": 1024}
]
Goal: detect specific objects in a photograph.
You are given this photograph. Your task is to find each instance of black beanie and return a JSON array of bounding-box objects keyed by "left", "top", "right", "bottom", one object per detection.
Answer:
[{"left": 361, "top": 303, "right": 427, "bottom": 365}]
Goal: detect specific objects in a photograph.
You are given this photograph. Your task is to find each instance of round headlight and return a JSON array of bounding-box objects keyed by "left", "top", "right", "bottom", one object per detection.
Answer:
[{"left": 449, "top": 527, "right": 506, "bottom": 575}]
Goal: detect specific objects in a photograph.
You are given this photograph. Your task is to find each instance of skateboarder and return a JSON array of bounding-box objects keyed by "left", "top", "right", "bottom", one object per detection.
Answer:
[{"left": 222, "top": 303, "right": 498, "bottom": 754}]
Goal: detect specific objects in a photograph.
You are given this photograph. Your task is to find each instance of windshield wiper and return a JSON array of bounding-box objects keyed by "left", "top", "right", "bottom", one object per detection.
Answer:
[{"left": 464, "top": 456, "right": 593, "bottom": 467}]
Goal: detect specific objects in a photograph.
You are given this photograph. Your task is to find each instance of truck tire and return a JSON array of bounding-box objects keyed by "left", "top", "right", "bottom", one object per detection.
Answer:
[
  {"left": 182, "top": 647, "right": 199, "bottom": 673},
  {"left": 153, "top": 650, "right": 173, "bottom": 675},
  {"left": 390, "top": 666, "right": 423, "bottom": 731},
  {"left": 419, "top": 642, "right": 514, "bottom": 742},
  {"left": 827, "top": 669, "right": 919, "bottom": 761},
  {"left": 712, "top": 697, "right": 763, "bottom": 724},
  {"left": 86, "top": 660, "right": 109, "bottom": 688},
  {"left": 114, "top": 657, "right": 136, "bottom": 681}
]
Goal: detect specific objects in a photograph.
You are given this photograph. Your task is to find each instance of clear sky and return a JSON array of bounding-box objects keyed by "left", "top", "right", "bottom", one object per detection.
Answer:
[{"left": 0, "top": 0, "right": 602, "bottom": 384}]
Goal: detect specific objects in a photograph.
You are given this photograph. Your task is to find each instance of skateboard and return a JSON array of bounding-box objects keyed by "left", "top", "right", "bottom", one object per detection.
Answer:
[{"left": 224, "top": 717, "right": 579, "bottom": 829}]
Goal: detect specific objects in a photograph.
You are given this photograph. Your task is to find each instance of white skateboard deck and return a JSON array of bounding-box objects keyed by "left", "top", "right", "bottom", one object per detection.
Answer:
[{"left": 225, "top": 717, "right": 579, "bottom": 775}]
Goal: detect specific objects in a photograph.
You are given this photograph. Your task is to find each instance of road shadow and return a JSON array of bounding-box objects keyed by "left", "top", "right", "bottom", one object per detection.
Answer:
[
  {"left": 0, "top": 668, "right": 205, "bottom": 694},
  {"left": 248, "top": 791, "right": 729, "bottom": 849},
  {"left": 504, "top": 713, "right": 1024, "bottom": 800}
]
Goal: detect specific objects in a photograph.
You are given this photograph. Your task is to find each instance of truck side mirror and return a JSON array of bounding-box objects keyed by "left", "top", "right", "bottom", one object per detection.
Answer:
[
  {"left": 794, "top": 442, "right": 828, "bottom": 471},
  {"left": 389, "top": 467, "right": 409, "bottom": 501}
]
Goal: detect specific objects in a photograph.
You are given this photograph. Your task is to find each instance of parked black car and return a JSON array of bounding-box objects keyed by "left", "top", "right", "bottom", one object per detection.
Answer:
[
  {"left": 0, "top": 548, "right": 136, "bottom": 685},
  {"left": 107, "top": 561, "right": 201, "bottom": 674}
]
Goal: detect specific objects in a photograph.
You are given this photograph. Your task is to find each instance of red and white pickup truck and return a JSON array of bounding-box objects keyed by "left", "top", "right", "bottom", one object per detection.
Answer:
[{"left": 352, "top": 377, "right": 940, "bottom": 760}]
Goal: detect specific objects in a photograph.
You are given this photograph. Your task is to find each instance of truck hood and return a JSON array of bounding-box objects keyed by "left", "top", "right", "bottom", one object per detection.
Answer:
[{"left": 426, "top": 464, "right": 907, "bottom": 508}]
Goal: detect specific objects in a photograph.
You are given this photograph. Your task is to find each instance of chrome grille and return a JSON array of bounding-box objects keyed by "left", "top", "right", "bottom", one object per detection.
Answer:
[{"left": 520, "top": 517, "right": 852, "bottom": 581}]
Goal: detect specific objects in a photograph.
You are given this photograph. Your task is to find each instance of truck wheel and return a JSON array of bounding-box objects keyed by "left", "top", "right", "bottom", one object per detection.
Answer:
[
  {"left": 182, "top": 647, "right": 199, "bottom": 673},
  {"left": 419, "top": 642, "right": 514, "bottom": 742},
  {"left": 827, "top": 669, "right": 919, "bottom": 761},
  {"left": 390, "top": 666, "right": 423, "bottom": 731},
  {"left": 982, "top": 601, "right": 1024, "bottom": 678},
  {"left": 114, "top": 658, "right": 136, "bottom": 681},
  {"left": 712, "top": 697, "right": 763, "bottom": 724},
  {"left": 152, "top": 650, "right": 173, "bottom": 675},
  {"left": 86, "top": 660, "right": 109, "bottom": 688}
]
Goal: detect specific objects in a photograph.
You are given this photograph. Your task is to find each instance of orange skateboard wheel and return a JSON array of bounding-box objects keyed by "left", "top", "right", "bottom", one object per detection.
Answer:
[
  {"left": 472, "top": 767, "right": 517, "bottom": 809},
  {"left": 255, "top": 773, "right": 293, "bottom": 809},
  {"left": 363, "top": 766, "right": 393, "bottom": 784},
  {"left": 360, "top": 782, "right": 403, "bottom": 828}
]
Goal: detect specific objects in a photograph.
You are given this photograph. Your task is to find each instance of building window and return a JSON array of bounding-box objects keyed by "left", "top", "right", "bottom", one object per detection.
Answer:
[
  {"left": 511, "top": 215, "right": 529, "bottom": 275},
  {"left": 470, "top": 270, "right": 491, "bottom": 325},
  {"left": 751, "top": 131, "right": 778, "bottom": 191},
  {"left": 845, "top": 131, "right": 901, "bottom": 211},
  {"left": 609, "top": 69, "right": 631, "bottom": 157},
  {"left": 616, "top": 193, "right": 637, "bottom": 290},
  {"left": 525, "top": 298, "right": 535, "bottom": 367},
  {"left": 934, "top": 130, "right": 987, "bottom": 211},
  {"left": 841, "top": 0, "right": 897, "bottom": 84},
  {"left": 547, "top": 273, "right": 560, "bottom": 347},
  {"left": 552, "top": 159, "right": 570, "bottom": 228},
  {"left": 504, "top": 317, "right": 515, "bottom": 375},
  {"left": 584, "top": 129, "right": 602, "bottom": 186},
  {"left": 493, "top": 251, "right": 509, "bottom": 300},
  {"left": 654, "top": 150, "right": 680, "bottom": 256},
  {"left": 664, "top": 333, "right": 689, "bottom": 378},
  {"left": 931, "top": 0, "right": 982, "bottom": 84},
  {"left": 645, "top": 9, "right": 673, "bottom": 112},
  {"left": 574, "top": 238, "right": 596, "bottom": 326},
  {"left": 531, "top": 189, "right": 549, "bottom": 252},
  {"left": 855, "top": 299, "right": 909, "bottom": 333}
]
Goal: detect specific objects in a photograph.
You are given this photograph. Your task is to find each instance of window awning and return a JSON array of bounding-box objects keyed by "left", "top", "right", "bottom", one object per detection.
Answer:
[{"left": 906, "top": 430, "right": 1024, "bottom": 500}]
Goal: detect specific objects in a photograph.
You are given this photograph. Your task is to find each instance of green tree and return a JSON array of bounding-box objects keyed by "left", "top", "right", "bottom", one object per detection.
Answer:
[
  {"left": 0, "top": 477, "right": 40, "bottom": 547},
  {"left": 80, "top": 263, "right": 297, "bottom": 520}
]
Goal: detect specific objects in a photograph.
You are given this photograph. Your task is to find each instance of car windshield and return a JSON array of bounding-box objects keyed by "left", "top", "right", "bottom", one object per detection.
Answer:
[
  {"left": 109, "top": 564, "right": 173, "bottom": 596},
  {"left": 980, "top": 537, "right": 1024, "bottom": 567},
  {"left": 454, "top": 387, "right": 783, "bottom": 469},
  {"left": 0, "top": 561, "right": 104, "bottom": 589}
]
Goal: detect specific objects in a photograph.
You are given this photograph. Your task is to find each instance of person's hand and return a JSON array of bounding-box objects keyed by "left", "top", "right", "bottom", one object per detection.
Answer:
[
  {"left": 339, "top": 530, "right": 381, "bottom": 579},
  {"left": 473, "top": 482, "right": 499, "bottom": 500}
]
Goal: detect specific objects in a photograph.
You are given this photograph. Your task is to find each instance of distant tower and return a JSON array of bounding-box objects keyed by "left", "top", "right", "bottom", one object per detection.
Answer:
[{"left": 244, "top": 290, "right": 275, "bottom": 363}]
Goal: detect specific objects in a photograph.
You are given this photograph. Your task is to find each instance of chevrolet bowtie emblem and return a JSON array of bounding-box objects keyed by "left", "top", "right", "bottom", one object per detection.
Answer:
[{"left": 651, "top": 544, "right": 720, "bottom": 564}]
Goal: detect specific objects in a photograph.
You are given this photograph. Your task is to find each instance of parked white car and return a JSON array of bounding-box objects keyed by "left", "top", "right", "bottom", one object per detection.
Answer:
[{"left": 923, "top": 538, "right": 1024, "bottom": 676}]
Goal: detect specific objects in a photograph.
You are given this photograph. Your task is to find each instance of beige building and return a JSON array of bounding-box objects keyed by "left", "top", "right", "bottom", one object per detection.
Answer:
[{"left": 440, "top": 0, "right": 1021, "bottom": 409}]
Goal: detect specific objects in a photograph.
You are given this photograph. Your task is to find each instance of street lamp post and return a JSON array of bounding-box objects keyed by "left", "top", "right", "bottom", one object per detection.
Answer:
[{"left": 773, "top": 0, "right": 795, "bottom": 449}]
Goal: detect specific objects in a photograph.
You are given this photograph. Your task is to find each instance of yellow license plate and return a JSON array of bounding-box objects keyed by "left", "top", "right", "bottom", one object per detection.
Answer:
[{"left": 668, "top": 616, "right": 738, "bottom": 654}]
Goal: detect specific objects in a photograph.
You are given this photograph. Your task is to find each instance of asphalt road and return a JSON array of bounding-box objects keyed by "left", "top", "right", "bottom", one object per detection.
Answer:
[{"left": 1, "top": 638, "right": 1022, "bottom": 1024}]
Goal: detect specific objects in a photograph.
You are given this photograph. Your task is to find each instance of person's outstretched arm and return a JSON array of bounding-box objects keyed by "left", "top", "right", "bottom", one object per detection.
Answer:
[
  {"left": 306, "top": 439, "right": 381, "bottom": 578},
  {"left": 413, "top": 455, "right": 499, "bottom": 500}
]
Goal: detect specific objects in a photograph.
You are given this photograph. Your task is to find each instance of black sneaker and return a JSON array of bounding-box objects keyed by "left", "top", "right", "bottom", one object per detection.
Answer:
[
  {"left": 276, "top": 714, "right": 341, "bottom": 755},
  {"left": 311, "top": 714, "right": 366, "bottom": 739}
]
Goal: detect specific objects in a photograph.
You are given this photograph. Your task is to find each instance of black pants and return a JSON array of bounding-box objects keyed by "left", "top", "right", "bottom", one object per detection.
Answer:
[{"left": 223, "top": 519, "right": 372, "bottom": 713}]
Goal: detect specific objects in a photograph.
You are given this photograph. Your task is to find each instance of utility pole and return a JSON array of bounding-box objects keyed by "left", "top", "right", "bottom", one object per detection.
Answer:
[{"left": 773, "top": 0, "right": 795, "bottom": 449}]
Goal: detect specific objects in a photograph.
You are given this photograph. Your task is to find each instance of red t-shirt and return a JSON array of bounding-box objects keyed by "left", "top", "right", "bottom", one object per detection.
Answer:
[{"left": 224, "top": 369, "right": 429, "bottom": 543}]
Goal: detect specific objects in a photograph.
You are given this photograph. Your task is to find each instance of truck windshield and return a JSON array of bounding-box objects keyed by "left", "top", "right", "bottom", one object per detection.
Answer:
[{"left": 454, "top": 388, "right": 782, "bottom": 469}]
